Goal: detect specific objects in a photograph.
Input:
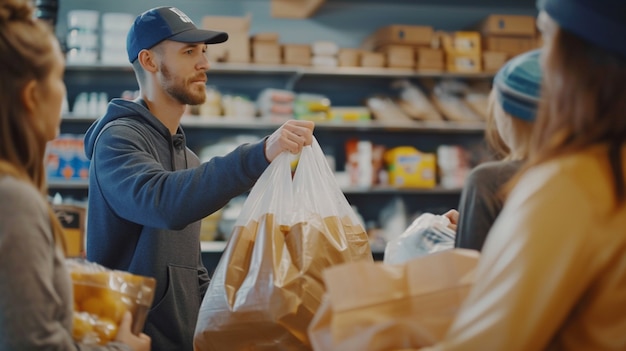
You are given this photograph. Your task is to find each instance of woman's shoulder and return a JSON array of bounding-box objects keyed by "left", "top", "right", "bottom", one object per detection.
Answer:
[{"left": 0, "top": 176, "right": 47, "bottom": 214}]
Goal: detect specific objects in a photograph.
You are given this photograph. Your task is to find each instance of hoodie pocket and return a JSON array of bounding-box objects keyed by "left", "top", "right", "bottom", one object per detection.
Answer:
[{"left": 146, "top": 264, "right": 201, "bottom": 349}]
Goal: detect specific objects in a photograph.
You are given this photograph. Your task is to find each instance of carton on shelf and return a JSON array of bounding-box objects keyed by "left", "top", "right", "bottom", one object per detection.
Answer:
[
  {"left": 202, "top": 14, "right": 251, "bottom": 63},
  {"left": 447, "top": 52, "right": 482, "bottom": 73},
  {"left": 482, "top": 51, "right": 508, "bottom": 73},
  {"left": 363, "top": 25, "right": 434, "bottom": 51},
  {"left": 484, "top": 36, "right": 538, "bottom": 57},
  {"left": 416, "top": 47, "right": 444, "bottom": 71},
  {"left": 283, "top": 44, "right": 311, "bottom": 66},
  {"left": 442, "top": 31, "right": 482, "bottom": 55},
  {"left": 271, "top": 0, "right": 326, "bottom": 19},
  {"left": 251, "top": 32, "right": 279, "bottom": 43},
  {"left": 338, "top": 48, "right": 361, "bottom": 67},
  {"left": 360, "top": 51, "right": 385, "bottom": 68},
  {"left": 377, "top": 44, "right": 415, "bottom": 68},
  {"left": 480, "top": 14, "right": 537, "bottom": 37},
  {"left": 252, "top": 41, "right": 282, "bottom": 65}
]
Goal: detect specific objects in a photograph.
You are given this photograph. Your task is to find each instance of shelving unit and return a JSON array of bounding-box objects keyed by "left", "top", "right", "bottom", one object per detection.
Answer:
[{"left": 56, "top": 58, "right": 490, "bottom": 270}]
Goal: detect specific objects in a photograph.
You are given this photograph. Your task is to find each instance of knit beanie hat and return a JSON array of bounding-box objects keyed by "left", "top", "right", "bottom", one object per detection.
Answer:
[
  {"left": 537, "top": 0, "right": 626, "bottom": 59},
  {"left": 493, "top": 49, "right": 542, "bottom": 122}
]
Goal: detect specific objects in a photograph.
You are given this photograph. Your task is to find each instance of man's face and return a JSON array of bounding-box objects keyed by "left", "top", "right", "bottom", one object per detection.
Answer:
[{"left": 155, "top": 40, "right": 209, "bottom": 106}]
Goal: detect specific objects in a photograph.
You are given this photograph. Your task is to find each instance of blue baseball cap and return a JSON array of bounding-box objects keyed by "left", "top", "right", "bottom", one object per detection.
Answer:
[
  {"left": 493, "top": 49, "right": 542, "bottom": 122},
  {"left": 127, "top": 6, "right": 228, "bottom": 63},
  {"left": 537, "top": 0, "right": 626, "bottom": 59}
]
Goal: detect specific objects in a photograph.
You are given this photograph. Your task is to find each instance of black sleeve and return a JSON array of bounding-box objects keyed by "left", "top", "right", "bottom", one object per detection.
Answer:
[{"left": 454, "top": 165, "right": 504, "bottom": 251}]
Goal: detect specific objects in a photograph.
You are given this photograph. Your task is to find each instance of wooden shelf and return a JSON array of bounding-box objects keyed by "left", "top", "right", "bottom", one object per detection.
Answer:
[
  {"left": 65, "top": 62, "right": 494, "bottom": 80},
  {"left": 61, "top": 115, "right": 485, "bottom": 133}
]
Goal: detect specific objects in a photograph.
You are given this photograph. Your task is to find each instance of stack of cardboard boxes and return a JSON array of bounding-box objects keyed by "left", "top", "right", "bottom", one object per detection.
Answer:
[
  {"left": 199, "top": 14, "right": 539, "bottom": 73},
  {"left": 481, "top": 14, "right": 539, "bottom": 72}
]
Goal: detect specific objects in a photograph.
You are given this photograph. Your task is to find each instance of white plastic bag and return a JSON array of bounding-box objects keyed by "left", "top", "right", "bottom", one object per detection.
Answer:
[{"left": 383, "top": 213, "right": 456, "bottom": 265}]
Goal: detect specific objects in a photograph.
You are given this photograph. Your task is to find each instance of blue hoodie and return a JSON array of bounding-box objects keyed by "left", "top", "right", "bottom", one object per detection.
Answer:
[{"left": 83, "top": 98, "right": 269, "bottom": 351}]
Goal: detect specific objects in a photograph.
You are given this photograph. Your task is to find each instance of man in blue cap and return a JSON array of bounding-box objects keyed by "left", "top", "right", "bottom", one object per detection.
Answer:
[{"left": 83, "top": 6, "right": 314, "bottom": 351}]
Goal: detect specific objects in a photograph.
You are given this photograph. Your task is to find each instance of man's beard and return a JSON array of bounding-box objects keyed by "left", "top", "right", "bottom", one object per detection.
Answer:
[{"left": 161, "top": 64, "right": 206, "bottom": 106}]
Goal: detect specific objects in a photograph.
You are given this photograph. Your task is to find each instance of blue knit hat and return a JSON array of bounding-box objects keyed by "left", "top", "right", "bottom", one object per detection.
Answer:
[
  {"left": 537, "top": 0, "right": 626, "bottom": 59},
  {"left": 493, "top": 49, "right": 542, "bottom": 122},
  {"left": 127, "top": 7, "right": 228, "bottom": 63}
]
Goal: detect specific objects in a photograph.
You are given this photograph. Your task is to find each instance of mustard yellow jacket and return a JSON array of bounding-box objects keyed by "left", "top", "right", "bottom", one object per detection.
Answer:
[{"left": 424, "top": 145, "right": 626, "bottom": 350}]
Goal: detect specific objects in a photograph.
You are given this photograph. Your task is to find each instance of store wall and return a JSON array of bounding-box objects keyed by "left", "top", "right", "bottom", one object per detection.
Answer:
[{"left": 56, "top": 0, "right": 537, "bottom": 49}]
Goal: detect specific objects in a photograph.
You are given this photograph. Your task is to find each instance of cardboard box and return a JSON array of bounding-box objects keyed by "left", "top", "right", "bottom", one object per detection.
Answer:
[
  {"left": 360, "top": 51, "right": 385, "bottom": 68},
  {"left": 442, "top": 31, "right": 481, "bottom": 55},
  {"left": 417, "top": 47, "right": 444, "bottom": 71},
  {"left": 377, "top": 44, "right": 415, "bottom": 68},
  {"left": 253, "top": 42, "right": 282, "bottom": 64},
  {"left": 481, "top": 14, "right": 537, "bottom": 37},
  {"left": 363, "top": 25, "right": 434, "bottom": 51},
  {"left": 251, "top": 32, "right": 279, "bottom": 43},
  {"left": 271, "top": 0, "right": 326, "bottom": 18},
  {"left": 482, "top": 51, "right": 508, "bottom": 72},
  {"left": 447, "top": 52, "right": 482, "bottom": 73},
  {"left": 338, "top": 49, "right": 361, "bottom": 67},
  {"left": 283, "top": 44, "right": 311, "bottom": 66},
  {"left": 202, "top": 15, "right": 251, "bottom": 63},
  {"left": 484, "top": 36, "right": 538, "bottom": 57}
]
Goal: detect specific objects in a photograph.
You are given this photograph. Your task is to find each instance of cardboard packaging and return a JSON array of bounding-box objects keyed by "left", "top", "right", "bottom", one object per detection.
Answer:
[
  {"left": 447, "top": 52, "right": 482, "bottom": 73},
  {"left": 481, "top": 14, "right": 537, "bottom": 37},
  {"left": 252, "top": 42, "right": 282, "bottom": 64},
  {"left": 377, "top": 44, "right": 415, "bottom": 68},
  {"left": 482, "top": 51, "right": 509, "bottom": 72},
  {"left": 360, "top": 51, "right": 385, "bottom": 68},
  {"left": 251, "top": 32, "right": 279, "bottom": 43},
  {"left": 283, "top": 44, "right": 312, "bottom": 66},
  {"left": 308, "top": 249, "right": 479, "bottom": 350},
  {"left": 251, "top": 32, "right": 281, "bottom": 65},
  {"left": 363, "top": 25, "right": 434, "bottom": 51},
  {"left": 484, "top": 36, "right": 538, "bottom": 57},
  {"left": 442, "top": 31, "right": 482, "bottom": 55},
  {"left": 416, "top": 47, "right": 445, "bottom": 71},
  {"left": 271, "top": 0, "right": 326, "bottom": 18},
  {"left": 338, "top": 48, "right": 361, "bottom": 67},
  {"left": 202, "top": 15, "right": 251, "bottom": 63}
]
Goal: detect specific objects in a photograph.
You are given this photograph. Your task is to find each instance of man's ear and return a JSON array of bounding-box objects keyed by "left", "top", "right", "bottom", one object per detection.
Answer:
[
  {"left": 20, "top": 80, "right": 40, "bottom": 116},
  {"left": 138, "top": 49, "right": 158, "bottom": 73}
]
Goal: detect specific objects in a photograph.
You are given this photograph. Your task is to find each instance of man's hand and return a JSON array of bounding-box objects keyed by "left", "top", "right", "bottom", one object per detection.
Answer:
[{"left": 264, "top": 120, "right": 315, "bottom": 162}]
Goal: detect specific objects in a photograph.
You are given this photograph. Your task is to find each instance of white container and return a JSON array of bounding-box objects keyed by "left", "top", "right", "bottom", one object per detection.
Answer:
[
  {"left": 66, "top": 30, "right": 98, "bottom": 49},
  {"left": 101, "top": 12, "right": 134, "bottom": 33},
  {"left": 67, "top": 10, "right": 99, "bottom": 31}
]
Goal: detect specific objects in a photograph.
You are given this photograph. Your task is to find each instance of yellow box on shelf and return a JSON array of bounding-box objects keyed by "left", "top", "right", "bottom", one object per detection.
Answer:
[{"left": 384, "top": 146, "right": 436, "bottom": 188}]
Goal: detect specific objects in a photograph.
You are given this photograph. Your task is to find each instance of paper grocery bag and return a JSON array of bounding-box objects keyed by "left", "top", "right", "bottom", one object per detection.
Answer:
[
  {"left": 308, "top": 249, "right": 479, "bottom": 351},
  {"left": 194, "top": 138, "right": 373, "bottom": 351}
]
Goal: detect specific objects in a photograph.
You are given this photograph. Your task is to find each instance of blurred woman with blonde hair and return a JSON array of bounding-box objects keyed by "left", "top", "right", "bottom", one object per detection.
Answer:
[{"left": 0, "top": 0, "right": 149, "bottom": 349}]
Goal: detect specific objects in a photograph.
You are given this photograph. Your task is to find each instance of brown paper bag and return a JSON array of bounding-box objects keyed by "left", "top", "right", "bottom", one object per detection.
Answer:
[
  {"left": 308, "top": 249, "right": 479, "bottom": 351},
  {"left": 194, "top": 138, "right": 373, "bottom": 351}
]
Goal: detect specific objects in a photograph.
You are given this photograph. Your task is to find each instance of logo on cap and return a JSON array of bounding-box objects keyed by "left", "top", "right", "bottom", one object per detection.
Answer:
[{"left": 168, "top": 7, "right": 192, "bottom": 24}]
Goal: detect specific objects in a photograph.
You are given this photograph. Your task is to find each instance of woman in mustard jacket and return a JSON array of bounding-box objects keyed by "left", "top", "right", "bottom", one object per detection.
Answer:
[{"left": 421, "top": 0, "right": 626, "bottom": 349}]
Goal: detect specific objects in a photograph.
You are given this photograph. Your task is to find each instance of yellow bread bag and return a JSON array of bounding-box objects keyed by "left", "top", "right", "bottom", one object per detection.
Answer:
[{"left": 66, "top": 259, "right": 156, "bottom": 345}]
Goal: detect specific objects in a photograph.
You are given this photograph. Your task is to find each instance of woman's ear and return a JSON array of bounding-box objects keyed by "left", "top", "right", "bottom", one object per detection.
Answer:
[
  {"left": 138, "top": 49, "right": 158, "bottom": 73},
  {"left": 20, "top": 79, "right": 40, "bottom": 116}
]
